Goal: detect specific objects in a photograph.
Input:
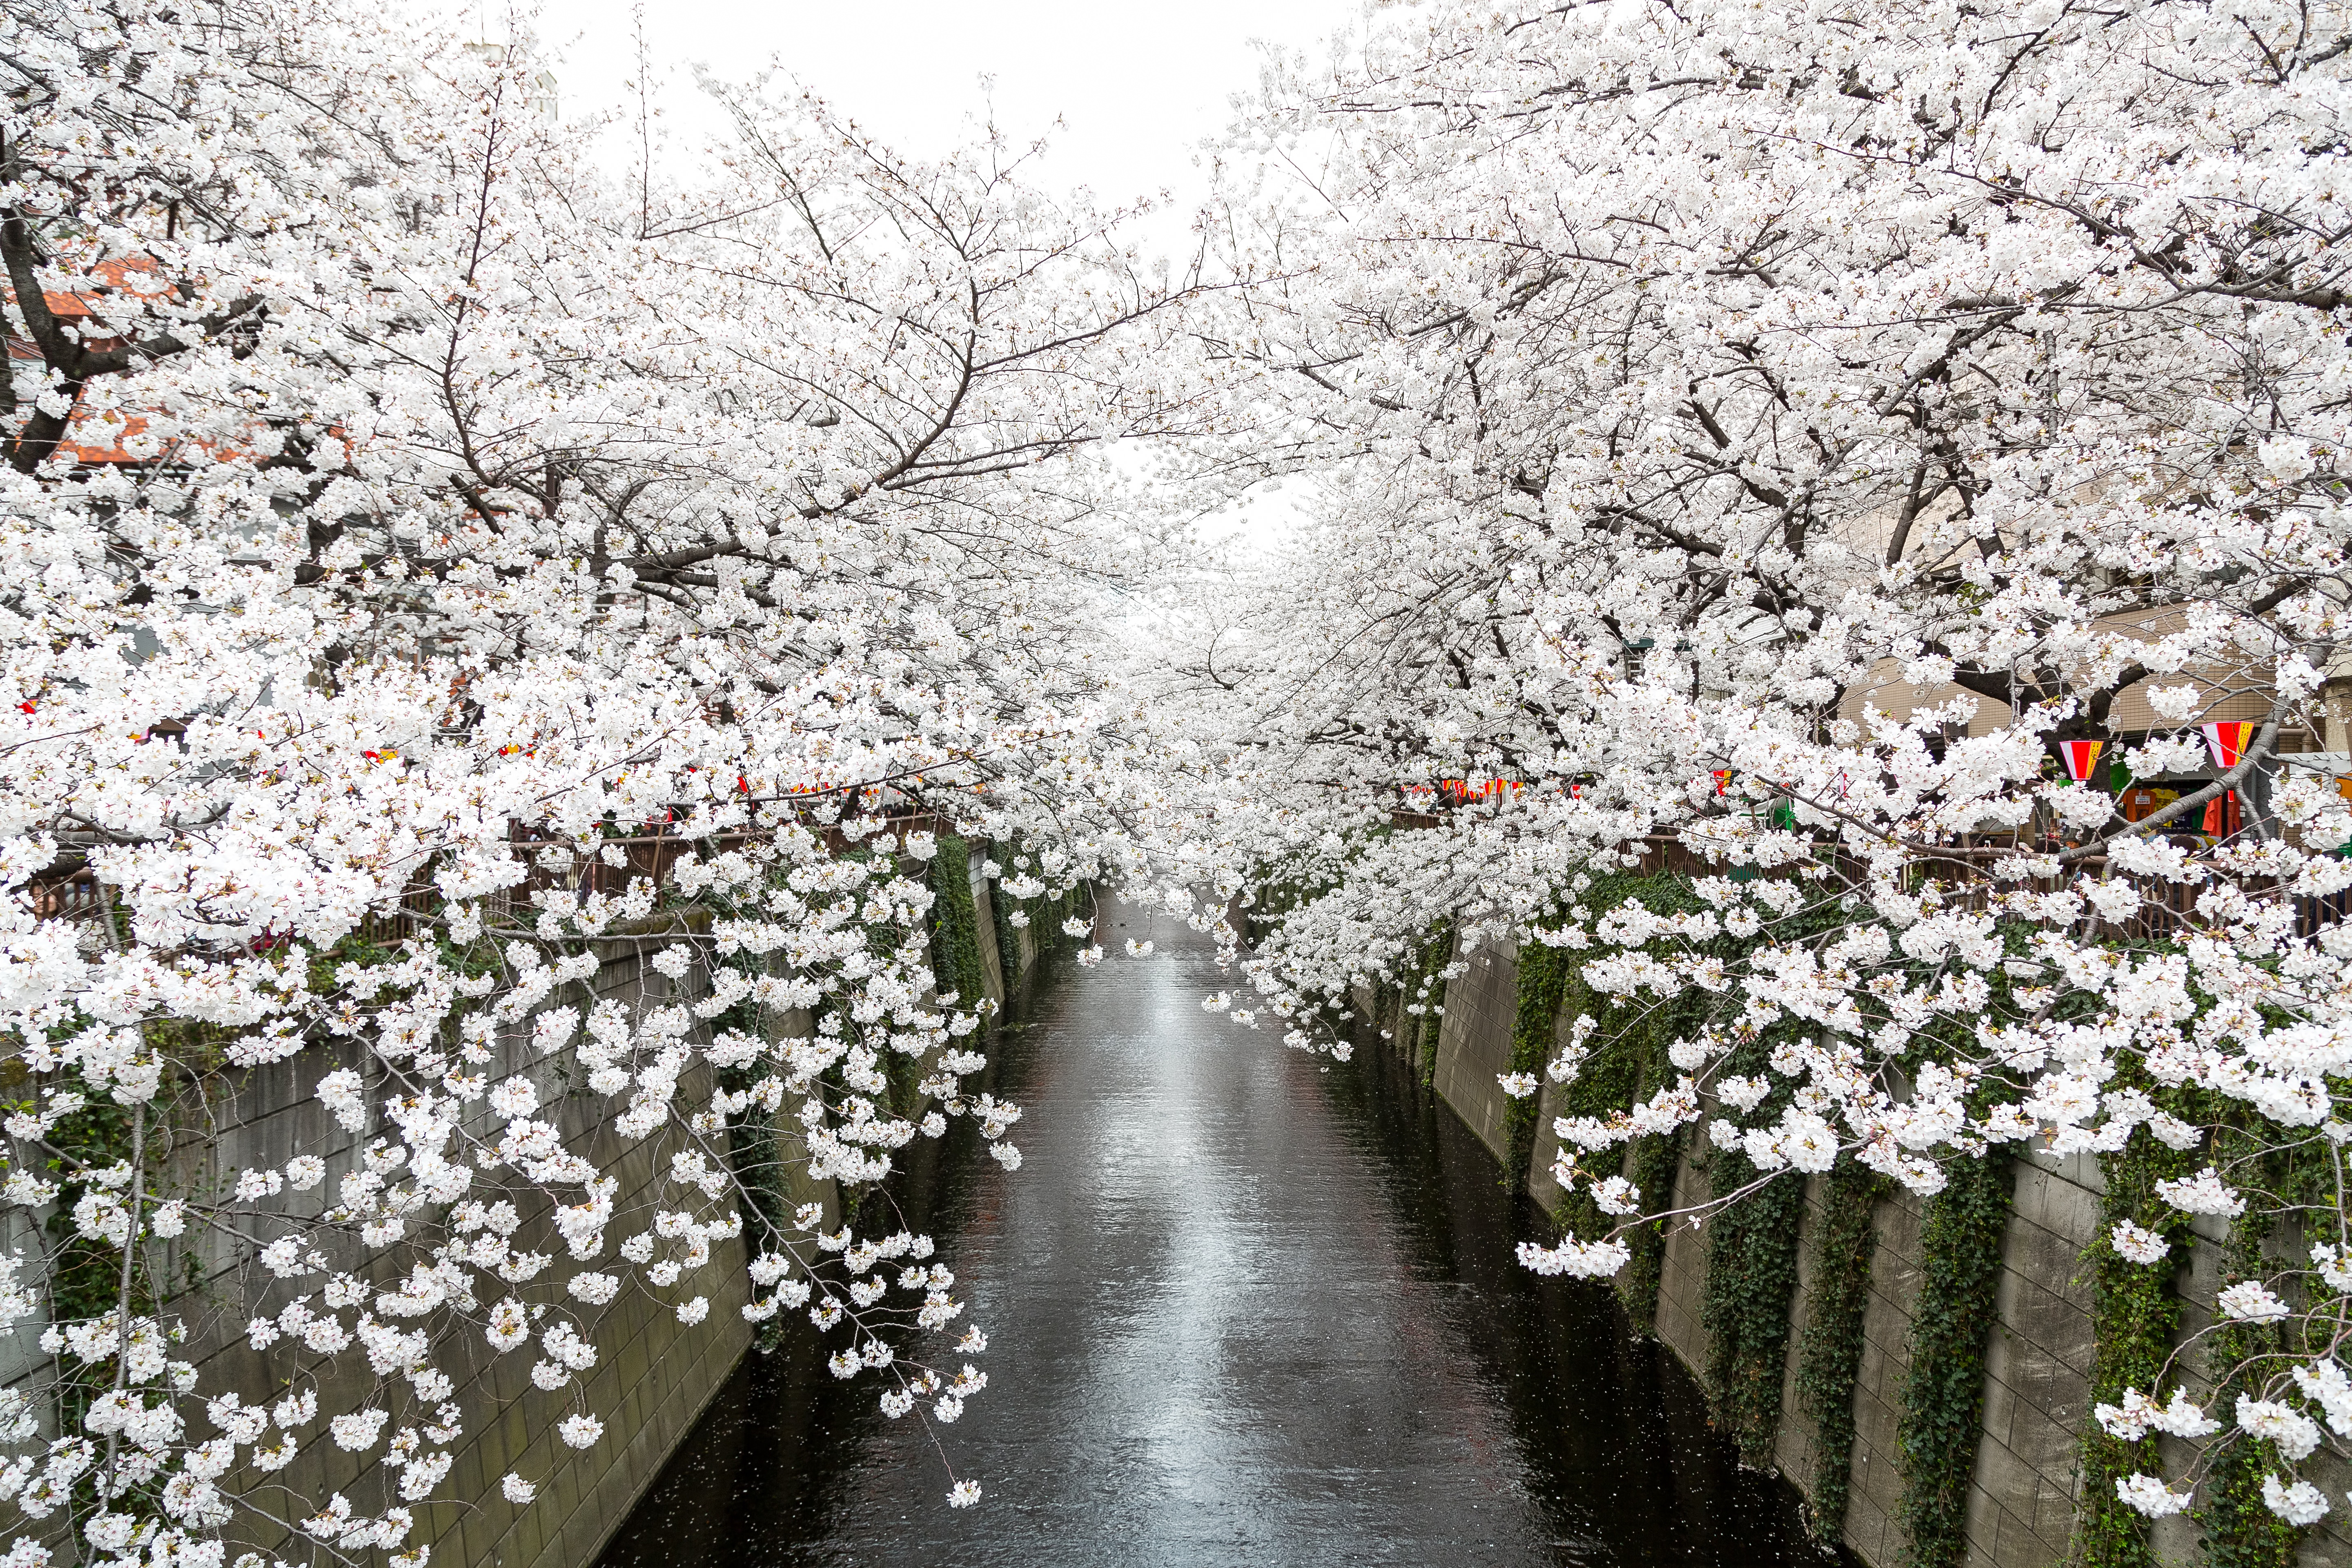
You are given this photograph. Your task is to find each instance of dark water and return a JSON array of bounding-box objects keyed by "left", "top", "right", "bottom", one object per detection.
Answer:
[{"left": 597, "top": 912, "right": 1837, "bottom": 1567}]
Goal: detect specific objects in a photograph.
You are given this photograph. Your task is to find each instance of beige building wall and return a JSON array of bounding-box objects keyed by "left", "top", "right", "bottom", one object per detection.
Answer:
[{"left": 1838, "top": 606, "right": 2284, "bottom": 742}]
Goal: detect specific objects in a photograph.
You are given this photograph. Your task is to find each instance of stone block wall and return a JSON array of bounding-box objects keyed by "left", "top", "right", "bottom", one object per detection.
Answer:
[
  {"left": 1414, "top": 931, "right": 2352, "bottom": 1568},
  {"left": 1964, "top": 1157, "right": 2101, "bottom": 1568},
  {"left": 145, "top": 943, "right": 757, "bottom": 1568},
  {"left": 1430, "top": 938, "right": 1517, "bottom": 1165},
  {"left": 0, "top": 844, "right": 1047, "bottom": 1567},
  {"left": 1, "top": 940, "right": 770, "bottom": 1568}
]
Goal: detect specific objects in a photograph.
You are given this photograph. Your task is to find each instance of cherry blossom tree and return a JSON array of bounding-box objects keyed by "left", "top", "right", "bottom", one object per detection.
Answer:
[
  {"left": 0, "top": 0, "right": 1200, "bottom": 1559},
  {"left": 1140, "top": 0, "right": 2352, "bottom": 1541}
]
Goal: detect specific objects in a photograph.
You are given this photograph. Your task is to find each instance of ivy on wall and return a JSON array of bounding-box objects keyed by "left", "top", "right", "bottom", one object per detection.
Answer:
[
  {"left": 1699, "top": 1141, "right": 1810, "bottom": 1466},
  {"left": 987, "top": 842, "right": 1025, "bottom": 989},
  {"left": 698, "top": 894, "right": 797, "bottom": 1339},
  {"left": 928, "top": 835, "right": 988, "bottom": 1016},
  {"left": 1793, "top": 1158, "right": 1888, "bottom": 1544},
  {"left": 1615, "top": 1039, "right": 1684, "bottom": 1337},
  {"left": 1895, "top": 1144, "right": 2016, "bottom": 1568},
  {"left": 1410, "top": 921, "right": 1453, "bottom": 1088},
  {"left": 1033, "top": 880, "right": 1091, "bottom": 966},
  {"left": 40, "top": 1088, "right": 145, "bottom": 1431},
  {"left": 1367, "top": 974, "right": 1402, "bottom": 1062},
  {"left": 2196, "top": 1133, "right": 2330, "bottom": 1568},
  {"left": 1503, "top": 942, "right": 1569, "bottom": 1193},
  {"left": 1422, "top": 872, "right": 2074, "bottom": 1555},
  {"left": 1679, "top": 965, "right": 1812, "bottom": 1470},
  {"left": 1523, "top": 871, "right": 1708, "bottom": 1334},
  {"left": 1557, "top": 962, "right": 1693, "bottom": 1322},
  {"left": 2078, "top": 1084, "right": 2203, "bottom": 1568},
  {"left": 974, "top": 843, "right": 1092, "bottom": 995},
  {"left": 913, "top": 836, "right": 990, "bottom": 1121},
  {"left": 2200, "top": 1218, "right": 2299, "bottom": 1568},
  {"left": 1454, "top": 873, "right": 2349, "bottom": 1568}
]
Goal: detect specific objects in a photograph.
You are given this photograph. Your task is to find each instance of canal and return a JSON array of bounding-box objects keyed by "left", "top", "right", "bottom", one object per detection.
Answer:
[{"left": 596, "top": 911, "right": 1833, "bottom": 1567}]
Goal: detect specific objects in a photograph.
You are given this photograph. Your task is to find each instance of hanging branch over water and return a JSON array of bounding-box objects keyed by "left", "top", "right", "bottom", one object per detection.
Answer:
[
  {"left": 1117, "top": 0, "right": 2352, "bottom": 1546},
  {"left": 0, "top": 0, "right": 1208, "bottom": 1554}
]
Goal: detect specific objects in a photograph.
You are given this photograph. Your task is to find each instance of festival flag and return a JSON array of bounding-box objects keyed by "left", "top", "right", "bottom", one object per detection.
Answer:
[
  {"left": 2204, "top": 791, "right": 2242, "bottom": 838},
  {"left": 2202, "top": 721, "right": 2256, "bottom": 773},
  {"left": 2058, "top": 739, "right": 2104, "bottom": 783},
  {"left": 1712, "top": 769, "right": 1730, "bottom": 796}
]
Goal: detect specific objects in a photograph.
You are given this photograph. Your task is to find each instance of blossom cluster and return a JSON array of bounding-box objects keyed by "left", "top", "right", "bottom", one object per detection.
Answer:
[
  {"left": 0, "top": 0, "right": 1157, "bottom": 1553},
  {"left": 1124, "top": 0, "right": 2352, "bottom": 1535}
]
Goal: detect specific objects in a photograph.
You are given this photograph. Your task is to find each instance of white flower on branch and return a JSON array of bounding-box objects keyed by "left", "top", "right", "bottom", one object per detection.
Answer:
[
  {"left": 2236, "top": 1397, "right": 2323, "bottom": 1461},
  {"left": 2154, "top": 1168, "right": 2245, "bottom": 1218},
  {"left": 330, "top": 1410, "right": 388, "bottom": 1452},
  {"left": 2218, "top": 1281, "right": 2291, "bottom": 1324},
  {"left": 2262, "top": 1475, "right": 2330, "bottom": 1526},
  {"left": 1515, "top": 1238, "right": 1629, "bottom": 1278},
  {"left": 2114, "top": 1475, "right": 2194, "bottom": 1519},
  {"left": 2109, "top": 1223, "right": 2170, "bottom": 1266}
]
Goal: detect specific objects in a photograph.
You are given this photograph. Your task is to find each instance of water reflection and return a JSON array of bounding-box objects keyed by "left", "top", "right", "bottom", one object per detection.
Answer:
[{"left": 596, "top": 913, "right": 1838, "bottom": 1567}]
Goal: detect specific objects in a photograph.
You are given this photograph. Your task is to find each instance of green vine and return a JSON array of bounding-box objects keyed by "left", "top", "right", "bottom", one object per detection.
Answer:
[
  {"left": 1409, "top": 920, "right": 1453, "bottom": 1088},
  {"left": 1549, "top": 976, "right": 1647, "bottom": 1232},
  {"left": 2077, "top": 1086, "right": 2203, "bottom": 1568},
  {"left": 2198, "top": 1223, "right": 2299, "bottom": 1568},
  {"left": 921, "top": 837, "right": 990, "bottom": 1120},
  {"left": 1678, "top": 958, "right": 1811, "bottom": 1469},
  {"left": 1039, "top": 882, "right": 1089, "bottom": 958},
  {"left": 2194, "top": 1131, "right": 2328, "bottom": 1568},
  {"left": 1617, "top": 1121, "right": 1682, "bottom": 1335},
  {"left": 1896, "top": 1144, "right": 2016, "bottom": 1568},
  {"left": 1794, "top": 1158, "right": 1888, "bottom": 1544},
  {"left": 40, "top": 1091, "right": 143, "bottom": 1417},
  {"left": 1517, "top": 872, "right": 1713, "bottom": 1336},
  {"left": 987, "top": 842, "right": 1025, "bottom": 989},
  {"left": 1699, "top": 1141, "right": 1809, "bottom": 1466},
  {"left": 1503, "top": 941, "right": 1568, "bottom": 1192},
  {"left": 927, "top": 836, "right": 988, "bottom": 1014},
  {"left": 702, "top": 889, "right": 797, "bottom": 1341}
]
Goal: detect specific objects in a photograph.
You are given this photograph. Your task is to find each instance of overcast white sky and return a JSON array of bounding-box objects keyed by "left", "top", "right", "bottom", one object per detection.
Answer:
[
  {"left": 430, "top": 0, "right": 1368, "bottom": 548},
  {"left": 501, "top": 0, "right": 1370, "bottom": 263},
  {"left": 482, "top": 0, "right": 1374, "bottom": 545}
]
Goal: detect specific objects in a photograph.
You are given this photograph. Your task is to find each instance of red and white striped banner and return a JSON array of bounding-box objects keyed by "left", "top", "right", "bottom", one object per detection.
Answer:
[
  {"left": 2203, "top": 721, "right": 2256, "bottom": 773},
  {"left": 2058, "top": 739, "right": 2104, "bottom": 783}
]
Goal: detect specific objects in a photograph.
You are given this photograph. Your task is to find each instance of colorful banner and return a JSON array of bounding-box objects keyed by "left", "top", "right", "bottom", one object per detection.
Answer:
[
  {"left": 2058, "top": 739, "right": 2105, "bottom": 783},
  {"left": 2204, "top": 791, "right": 2242, "bottom": 838},
  {"left": 2203, "top": 720, "right": 2256, "bottom": 773},
  {"left": 1438, "top": 779, "right": 1519, "bottom": 802}
]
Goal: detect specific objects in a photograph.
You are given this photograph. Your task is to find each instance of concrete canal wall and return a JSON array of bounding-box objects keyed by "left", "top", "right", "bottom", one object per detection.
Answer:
[
  {"left": 5, "top": 842, "right": 1040, "bottom": 1568},
  {"left": 429, "top": 849, "right": 1039, "bottom": 1567},
  {"left": 1382, "top": 929, "right": 2352, "bottom": 1568},
  {"left": 0, "top": 934, "right": 773, "bottom": 1568}
]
